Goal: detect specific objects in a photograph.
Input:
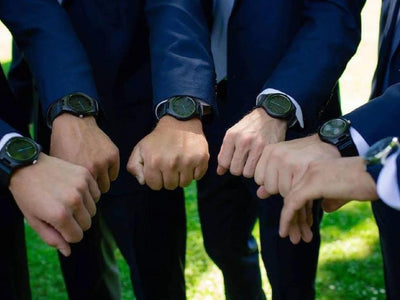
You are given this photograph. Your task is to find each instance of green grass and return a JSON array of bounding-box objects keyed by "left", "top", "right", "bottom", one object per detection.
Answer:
[
  {"left": 1, "top": 61, "right": 384, "bottom": 299},
  {"left": 23, "top": 182, "right": 384, "bottom": 300}
]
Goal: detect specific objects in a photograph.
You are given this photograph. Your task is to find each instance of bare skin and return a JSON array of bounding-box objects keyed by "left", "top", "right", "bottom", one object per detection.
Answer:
[
  {"left": 127, "top": 116, "right": 209, "bottom": 190},
  {"left": 51, "top": 114, "right": 120, "bottom": 193},
  {"left": 279, "top": 157, "right": 378, "bottom": 244},
  {"left": 217, "top": 108, "right": 287, "bottom": 178},
  {"left": 9, "top": 153, "right": 100, "bottom": 256}
]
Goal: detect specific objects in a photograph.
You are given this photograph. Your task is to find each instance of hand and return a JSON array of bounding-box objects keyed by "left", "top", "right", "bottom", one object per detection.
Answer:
[
  {"left": 127, "top": 116, "right": 209, "bottom": 190},
  {"left": 254, "top": 134, "right": 341, "bottom": 199},
  {"left": 51, "top": 114, "right": 120, "bottom": 193},
  {"left": 217, "top": 108, "right": 287, "bottom": 178},
  {"left": 279, "top": 157, "right": 378, "bottom": 244},
  {"left": 9, "top": 153, "right": 101, "bottom": 257}
]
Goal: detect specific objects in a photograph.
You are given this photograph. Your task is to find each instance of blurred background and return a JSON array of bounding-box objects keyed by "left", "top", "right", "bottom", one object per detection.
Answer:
[{"left": 0, "top": 1, "right": 385, "bottom": 299}]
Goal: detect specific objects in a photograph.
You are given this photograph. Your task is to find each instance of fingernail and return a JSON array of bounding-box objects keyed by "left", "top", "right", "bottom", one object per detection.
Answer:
[{"left": 58, "top": 247, "right": 70, "bottom": 257}]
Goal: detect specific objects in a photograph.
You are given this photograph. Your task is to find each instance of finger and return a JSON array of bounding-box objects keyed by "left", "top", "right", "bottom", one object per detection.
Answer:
[
  {"left": 97, "top": 172, "right": 111, "bottom": 193},
  {"left": 86, "top": 172, "right": 101, "bottom": 203},
  {"left": 108, "top": 152, "right": 120, "bottom": 182},
  {"left": 162, "top": 170, "right": 180, "bottom": 190},
  {"left": 217, "top": 140, "right": 235, "bottom": 175},
  {"left": 179, "top": 168, "right": 195, "bottom": 187},
  {"left": 127, "top": 146, "right": 145, "bottom": 185},
  {"left": 263, "top": 161, "right": 279, "bottom": 196},
  {"left": 243, "top": 148, "right": 262, "bottom": 178},
  {"left": 71, "top": 199, "right": 92, "bottom": 231},
  {"left": 254, "top": 148, "right": 271, "bottom": 185},
  {"left": 143, "top": 167, "right": 163, "bottom": 190},
  {"left": 229, "top": 147, "right": 248, "bottom": 176},
  {"left": 83, "top": 188, "right": 97, "bottom": 217},
  {"left": 52, "top": 210, "right": 84, "bottom": 244},
  {"left": 278, "top": 166, "right": 293, "bottom": 198},
  {"left": 288, "top": 215, "right": 302, "bottom": 244},
  {"left": 194, "top": 159, "right": 208, "bottom": 181},
  {"left": 27, "top": 217, "right": 71, "bottom": 257},
  {"left": 256, "top": 185, "right": 271, "bottom": 199},
  {"left": 298, "top": 207, "right": 313, "bottom": 243}
]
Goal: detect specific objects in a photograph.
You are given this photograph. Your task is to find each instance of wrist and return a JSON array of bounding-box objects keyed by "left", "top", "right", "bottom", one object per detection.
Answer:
[
  {"left": 157, "top": 115, "right": 204, "bottom": 134},
  {"left": 9, "top": 152, "right": 45, "bottom": 190},
  {"left": 52, "top": 114, "right": 97, "bottom": 131},
  {"left": 312, "top": 134, "right": 341, "bottom": 158}
]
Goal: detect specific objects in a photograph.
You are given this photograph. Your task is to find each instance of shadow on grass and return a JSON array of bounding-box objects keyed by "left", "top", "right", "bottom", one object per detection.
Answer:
[{"left": 316, "top": 239, "right": 384, "bottom": 300}]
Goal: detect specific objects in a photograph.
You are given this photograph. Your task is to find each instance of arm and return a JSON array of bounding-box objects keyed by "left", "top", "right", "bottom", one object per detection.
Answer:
[
  {"left": 127, "top": 0, "right": 214, "bottom": 190},
  {"left": 217, "top": 0, "right": 365, "bottom": 177},
  {"left": 0, "top": 0, "right": 120, "bottom": 192}
]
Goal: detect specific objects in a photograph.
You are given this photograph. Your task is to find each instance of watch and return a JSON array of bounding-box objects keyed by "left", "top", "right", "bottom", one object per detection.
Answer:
[
  {"left": 256, "top": 93, "right": 297, "bottom": 127},
  {"left": 364, "top": 136, "right": 400, "bottom": 165},
  {"left": 0, "top": 136, "right": 41, "bottom": 187},
  {"left": 318, "top": 117, "right": 358, "bottom": 157},
  {"left": 156, "top": 96, "right": 205, "bottom": 121},
  {"left": 47, "top": 92, "right": 99, "bottom": 128}
]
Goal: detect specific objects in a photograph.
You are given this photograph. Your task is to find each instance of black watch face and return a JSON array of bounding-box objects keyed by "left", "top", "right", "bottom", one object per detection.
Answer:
[
  {"left": 264, "top": 95, "right": 292, "bottom": 117},
  {"left": 67, "top": 95, "right": 95, "bottom": 113},
  {"left": 320, "top": 118, "right": 348, "bottom": 138},
  {"left": 6, "top": 138, "right": 38, "bottom": 162},
  {"left": 170, "top": 97, "right": 197, "bottom": 117}
]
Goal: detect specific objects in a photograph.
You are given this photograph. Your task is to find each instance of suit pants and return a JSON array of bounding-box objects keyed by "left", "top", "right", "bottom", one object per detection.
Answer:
[
  {"left": 99, "top": 189, "right": 187, "bottom": 300},
  {"left": 197, "top": 124, "right": 322, "bottom": 300},
  {"left": 372, "top": 200, "right": 400, "bottom": 300}
]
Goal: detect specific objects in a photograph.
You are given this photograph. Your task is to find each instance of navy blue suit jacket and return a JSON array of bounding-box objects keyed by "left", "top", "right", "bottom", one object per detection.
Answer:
[
  {"left": 147, "top": 0, "right": 365, "bottom": 132},
  {"left": 0, "top": 0, "right": 98, "bottom": 117}
]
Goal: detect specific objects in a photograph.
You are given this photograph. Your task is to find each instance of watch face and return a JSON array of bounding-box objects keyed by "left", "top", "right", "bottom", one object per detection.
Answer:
[
  {"left": 67, "top": 94, "right": 95, "bottom": 113},
  {"left": 170, "top": 97, "right": 196, "bottom": 117},
  {"left": 6, "top": 138, "right": 38, "bottom": 162},
  {"left": 365, "top": 137, "right": 400, "bottom": 164},
  {"left": 320, "top": 118, "right": 348, "bottom": 138},
  {"left": 264, "top": 95, "right": 292, "bottom": 116}
]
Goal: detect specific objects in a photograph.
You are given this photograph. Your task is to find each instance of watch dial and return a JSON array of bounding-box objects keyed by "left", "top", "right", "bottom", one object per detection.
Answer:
[
  {"left": 6, "top": 138, "right": 38, "bottom": 162},
  {"left": 170, "top": 97, "right": 196, "bottom": 117},
  {"left": 265, "top": 95, "right": 291, "bottom": 116},
  {"left": 67, "top": 95, "right": 94, "bottom": 113},
  {"left": 320, "top": 118, "right": 348, "bottom": 138},
  {"left": 366, "top": 137, "right": 398, "bottom": 159}
]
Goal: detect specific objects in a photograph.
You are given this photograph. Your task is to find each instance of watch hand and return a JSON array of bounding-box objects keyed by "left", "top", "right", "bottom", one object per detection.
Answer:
[
  {"left": 18, "top": 147, "right": 32, "bottom": 153},
  {"left": 78, "top": 101, "right": 85, "bottom": 110}
]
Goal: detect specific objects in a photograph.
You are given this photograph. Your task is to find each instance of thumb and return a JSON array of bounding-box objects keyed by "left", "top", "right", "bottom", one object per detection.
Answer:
[
  {"left": 127, "top": 145, "right": 145, "bottom": 185},
  {"left": 27, "top": 217, "right": 71, "bottom": 257}
]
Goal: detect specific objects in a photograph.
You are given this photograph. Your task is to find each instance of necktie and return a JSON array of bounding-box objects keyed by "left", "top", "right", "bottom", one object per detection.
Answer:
[{"left": 211, "top": 0, "right": 235, "bottom": 82}]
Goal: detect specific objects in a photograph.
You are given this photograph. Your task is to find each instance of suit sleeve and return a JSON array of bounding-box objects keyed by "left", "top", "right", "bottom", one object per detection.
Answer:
[
  {"left": 145, "top": 0, "right": 216, "bottom": 110},
  {"left": 344, "top": 82, "right": 400, "bottom": 145},
  {"left": 0, "top": 0, "right": 99, "bottom": 115},
  {"left": 264, "top": 0, "right": 365, "bottom": 127}
]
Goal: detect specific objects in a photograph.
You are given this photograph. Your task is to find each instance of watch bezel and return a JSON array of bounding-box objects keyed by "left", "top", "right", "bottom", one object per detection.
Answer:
[
  {"left": 47, "top": 92, "right": 99, "bottom": 128},
  {"left": 156, "top": 96, "right": 203, "bottom": 121},
  {"left": 256, "top": 93, "right": 297, "bottom": 126}
]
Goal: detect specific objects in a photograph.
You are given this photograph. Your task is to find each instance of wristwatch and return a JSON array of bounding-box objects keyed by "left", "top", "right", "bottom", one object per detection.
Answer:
[
  {"left": 256, "top": 93, "right": 297, "bottom": 127},
  {"left": 364, "top": 136, "right": 400, "bottom": 165},
  {"left": 0, "top": 136, "right": 41, "bottom": 187},
  {"left": 318, "top": 117, "right": 358, "bottom": 157},
  {"left": 363, "top": 136, "right": 400, "bottom": 181},
  {"left": 46, "top": 92, "right": 99, "bottom": 128},
  {"left": 156, "top": 96, "right": 207, "bottom": 121}
]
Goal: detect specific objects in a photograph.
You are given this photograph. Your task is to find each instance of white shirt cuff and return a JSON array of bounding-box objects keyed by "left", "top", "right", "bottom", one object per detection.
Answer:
[
  {"left": 349, "top": 127, "right": 370, "bottom": 156},
  {"left": 257, "top": 88, "right": 304, "bottom": 128},
  {"left": 377, "top": 150, "right": 400, "bottom": 210},
  {"left": 0, "top": 133, "right": 23, "bottom": 150}
]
